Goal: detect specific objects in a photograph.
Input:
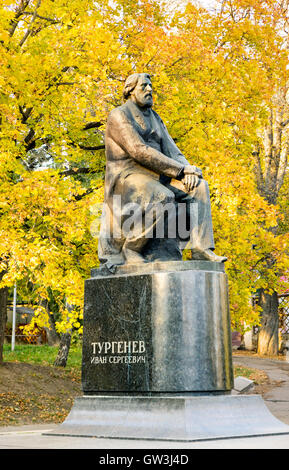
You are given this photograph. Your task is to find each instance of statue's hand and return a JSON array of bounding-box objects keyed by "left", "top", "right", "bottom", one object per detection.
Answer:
[
  {"left": 184, "top": 165, "right": 203, "bottom": 178},
  {"left": 182, "top": 165, "right": 202, "bottom": 191}
]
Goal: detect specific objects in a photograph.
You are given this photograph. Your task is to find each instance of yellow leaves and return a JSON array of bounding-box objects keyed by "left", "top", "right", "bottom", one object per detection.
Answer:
[
  {"left": 0, "top": 29, "right": 10, "bottom": 45},
  {"left": 55, "top": 303, "right": 83, "bottom": 334},
  {"left": 22, "top": 306, "right": 50, "bottom": 336},
  {"left": 0, "top": 0, "right": 287, "bottom": 338}
]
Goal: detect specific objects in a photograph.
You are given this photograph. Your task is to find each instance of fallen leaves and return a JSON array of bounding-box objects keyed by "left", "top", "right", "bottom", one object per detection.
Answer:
[{"left": 0, "top": 392, "right": 73, "bottom": 425}]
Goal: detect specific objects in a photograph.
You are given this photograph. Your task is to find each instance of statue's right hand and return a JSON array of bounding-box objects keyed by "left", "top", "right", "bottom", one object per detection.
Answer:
[
  {"left": 182, "top": 165, "right": 202, "bottom": 192},
  {"left": 183, "top": 165, "right": 203, "bottom": 178},
  {"left": 182, "top": 173, "right": 198, "bottom": 192}
]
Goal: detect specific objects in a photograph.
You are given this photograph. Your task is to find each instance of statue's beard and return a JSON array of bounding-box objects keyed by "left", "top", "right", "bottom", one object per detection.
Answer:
[
  {"left": 141, "top": 95, "right": 153, "bottom": 108},
  {"left": 131, "top": 94, "right": 153, "bottom": 109}
]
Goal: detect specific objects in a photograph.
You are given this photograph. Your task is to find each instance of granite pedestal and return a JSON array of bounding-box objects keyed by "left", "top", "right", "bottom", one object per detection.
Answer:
[
  {"left": 83, "top": 260, "right": 233, "bottom": 394},
  {"left": 47, "top": 261, "right": 289, "bottom": 441}
]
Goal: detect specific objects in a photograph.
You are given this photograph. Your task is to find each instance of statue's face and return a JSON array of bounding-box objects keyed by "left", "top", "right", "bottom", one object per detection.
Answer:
[{"left": 130, "top": 75, "right": 153, "bottom": 108}]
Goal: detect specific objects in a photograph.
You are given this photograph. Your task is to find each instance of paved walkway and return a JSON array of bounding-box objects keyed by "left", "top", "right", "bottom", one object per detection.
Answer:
[
  {"left": 232, "top": 355, "right": 289, "bottom": 425},
  {"left": 0, "top": 424, "right": 289, "bottom": 449},
  {"left": 0, "top": 355, "right": 289, "bottom": 449}
]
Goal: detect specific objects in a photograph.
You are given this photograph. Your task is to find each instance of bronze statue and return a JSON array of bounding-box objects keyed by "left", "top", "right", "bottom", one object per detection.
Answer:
[{"left": 98, "top": 73, "right": 226, "bottom": 268}]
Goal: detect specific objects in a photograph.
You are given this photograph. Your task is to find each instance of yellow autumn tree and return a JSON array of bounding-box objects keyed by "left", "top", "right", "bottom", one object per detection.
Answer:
[
  {"left": 159, "top": 0, "right": 289, "bottom": 354},
  {"left": 105, "top": 0, "right": 289, "bottom": 353},
  {"left": 0, "top": 0, "right": 128, "bottom": 360},
  {"left": 1, "top": 0, "right": 289, "bottom": 361},
  {"left": 0, "top": 0, "right": 172, "bottom": 362}
]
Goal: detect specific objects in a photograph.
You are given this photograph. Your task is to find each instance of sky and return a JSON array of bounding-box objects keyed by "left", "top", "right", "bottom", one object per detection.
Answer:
[{"left": 196, "top": 0, "right": 220, "bottom": 11}]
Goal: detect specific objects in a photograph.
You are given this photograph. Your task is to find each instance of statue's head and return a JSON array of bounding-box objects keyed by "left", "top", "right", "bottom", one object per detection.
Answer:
[{"left": 123, "top": 73, "right": 153, "bottom": 108}]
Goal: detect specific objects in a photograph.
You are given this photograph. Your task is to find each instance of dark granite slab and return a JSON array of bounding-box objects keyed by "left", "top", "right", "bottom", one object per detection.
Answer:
[{"left": 82, "top": 262, "right": 233, "bottom": 394}]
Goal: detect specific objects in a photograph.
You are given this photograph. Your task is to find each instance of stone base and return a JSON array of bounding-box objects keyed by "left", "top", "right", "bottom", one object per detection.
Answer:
[
  {"left": 82, "top": 261, "right": 234, "bottom": 393},
  {"left": 45, "top": 394, "right": 289, "bottom": 442}
]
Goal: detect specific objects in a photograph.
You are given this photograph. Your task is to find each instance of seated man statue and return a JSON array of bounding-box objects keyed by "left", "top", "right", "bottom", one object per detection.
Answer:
[{"left": 98, "top": 72, "right": 226, "bottom": 269}]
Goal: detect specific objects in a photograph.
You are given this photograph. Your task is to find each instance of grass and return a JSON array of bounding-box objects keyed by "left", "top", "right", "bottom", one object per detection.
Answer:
[
  {"left": 3, "top": 343, "right": 82, "bottom": 371},
  {"left": 233, "top": 364, "right": 268, "bottom": 385},
  {"left": 2, "top": 343, "right": 268, "bottom": 384}
]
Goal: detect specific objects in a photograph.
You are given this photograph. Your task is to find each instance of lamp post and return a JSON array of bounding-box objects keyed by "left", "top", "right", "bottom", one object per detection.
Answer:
[{"left": 11, "top": 283, "right": 17, "bottom": 352}]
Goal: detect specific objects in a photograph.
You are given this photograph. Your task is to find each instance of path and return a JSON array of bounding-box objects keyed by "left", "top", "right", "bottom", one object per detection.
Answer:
[{"left": 233, "top": 355, "right": 289, "bottom": 425}]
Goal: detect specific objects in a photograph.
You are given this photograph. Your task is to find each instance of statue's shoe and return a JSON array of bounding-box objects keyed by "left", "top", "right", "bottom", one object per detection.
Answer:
[
  {"left": 191, "top": 248, "right": 227, "bottom": 263},
  {"left": 122, "top": 247, "right": 147, "bottom": 264}
]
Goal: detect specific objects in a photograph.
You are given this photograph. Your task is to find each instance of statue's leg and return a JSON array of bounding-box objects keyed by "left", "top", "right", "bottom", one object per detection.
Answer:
[
  {"left": 187, "top": 179, "right": 227, "bottom": 262},
  {"left": 187, "top": 178, "right": 215, "bottom": 251},
  {"left": 98, "top": 203, "right": 125, "bottom": 268},
  {"left": 168, "top": 179, "right": 227, "bottom": 263},
  {"left": 120, "top": 174, "right": 175, "bottom": 264}
]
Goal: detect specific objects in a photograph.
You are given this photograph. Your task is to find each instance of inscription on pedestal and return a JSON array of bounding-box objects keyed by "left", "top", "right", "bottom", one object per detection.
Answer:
[{"left": 90, "top": 340, "right": 146, "bottom": 364}]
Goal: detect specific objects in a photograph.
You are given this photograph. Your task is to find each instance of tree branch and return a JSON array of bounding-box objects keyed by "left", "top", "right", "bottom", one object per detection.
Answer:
[
  {"left": 276, "top": 142, "right": 289, "bottom": 193},
  {"left": 83, "top": 121, "right": 103, "bottom": 130},
  {"left": 78, "top": 144, "right": 105, "bottom": 151},
  {"left": 68, "top": 140, "right": 105, "bottom": 151},
  {"left": 8, "top": 1, "right": 31, "bottom": 38},
  {"left": 45, "top": 66, "right": 77, "bottom": 91},
  {"left": 19, "top": 11, "right": 60, "bottom": 25},
  {"left": 24, "top": 128, "right": 36, "bottom": 149},
  {"left": 253, "top": 149, "right": 265, "bottom": 193},
  {"left": 60, "top": 167, "right": 98, "bottom": 177},
  {"left": 264, "top": 109, "right": 274, "bottom": 194},
  {"left": 281, "top": 118, "right": 289, "bottom": 128},
  {"left": 55, "top": 82, "right": 76, "bottom": 87},
  {"left": 19, "top": 0, "right": 41, "bottom": 47},
  {"left": 19, "top": 106, "right": 33, "bottom": 123},
  {"left": 72, "top": 188, "right": 94, "bottom": 201}
]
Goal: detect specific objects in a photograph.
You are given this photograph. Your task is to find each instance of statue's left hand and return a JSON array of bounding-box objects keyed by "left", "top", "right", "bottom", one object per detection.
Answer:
[
  {"left": 182, "top": 174, "right": 199, "bottom": 192},
  {"left": 182, "top": 165, "right": 202, "bottom": 192}
]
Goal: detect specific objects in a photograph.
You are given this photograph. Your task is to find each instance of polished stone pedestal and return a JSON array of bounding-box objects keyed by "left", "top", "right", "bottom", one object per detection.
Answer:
[
  {"left": 46, "top": 261, "right": 289, "bottom": 441},
  {"left": 82, "top": 260, "right": 233, "bottom": 394}
]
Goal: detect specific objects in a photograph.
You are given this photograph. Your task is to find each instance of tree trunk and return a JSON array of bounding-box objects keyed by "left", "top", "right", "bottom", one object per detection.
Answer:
[
  {"left": 257, "top": 289, "right": 279, "bottom": 356},
  {"left": 44, "top": 319, "right": 60, "bottom": 346},
  {"left": 54, "top": 301, "right": 74, "bottom": 367},
  {"left": 54, "top": 331, "right": 71, "bottom": 367},
  {"left": 0, "top": 286, "right": 8, "bottom": 364},
  {"left": 44, "top": 310, "right": 60, "bottom": 346},
  {"left": 39, "top": 297, "right": 60, "bottom": 346}
]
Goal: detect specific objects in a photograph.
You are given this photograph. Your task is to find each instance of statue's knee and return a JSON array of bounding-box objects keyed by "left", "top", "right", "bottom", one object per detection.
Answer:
[
  {"left": 194, "top": 178, "right": 209, "bottom": 194},
  {"left": 199, "top": 178, "right": 208, "bottom": 187},
  {"left": 158, "top": 188, "right": 175, "bottom": 205}
]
